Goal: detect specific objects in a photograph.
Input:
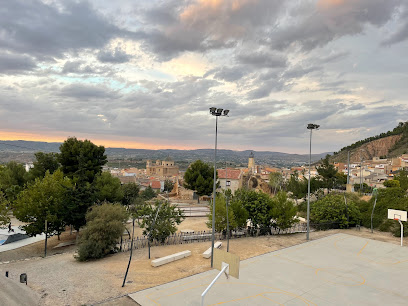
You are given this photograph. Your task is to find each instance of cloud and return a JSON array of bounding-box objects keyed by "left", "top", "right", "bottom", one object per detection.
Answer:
[
  {"left": 236, "top": 50, "right": 287, "bottom": 68},
  {"left": 0, "top": 52, "right": 37, "bottom": 74},
  {"left": 58, "top": 84, "right": 121, "bottom": 100},
  {"left": 381, "top": 7, "right": 408, "bottom": 45},
  {"left": 0, "top": 0, "right": 135, "bottom": 60},
  {"left": 269, "top": 0, "right": 402, "bottom": 51},
  {"left": 137, "top": 0, "right": 284, "bottom": 59},
  {"left": 97, "top": 47, "right": 131, "bottom": 63},
  {"left": 205, "top": 66, "right": 247, "bottom": 82}
]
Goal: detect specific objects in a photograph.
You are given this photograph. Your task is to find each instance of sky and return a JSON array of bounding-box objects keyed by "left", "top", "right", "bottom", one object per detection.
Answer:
[{"left": 1, "top": 0, "right": 408, "bottom": 154}]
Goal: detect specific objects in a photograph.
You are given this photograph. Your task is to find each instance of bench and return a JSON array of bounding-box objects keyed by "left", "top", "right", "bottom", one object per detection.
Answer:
[
  {"left": 202, "top": 241, "right": 222, "bottom": 259},
  {"left": 151, "top": 250, "right": 191, "bottom": 267}
]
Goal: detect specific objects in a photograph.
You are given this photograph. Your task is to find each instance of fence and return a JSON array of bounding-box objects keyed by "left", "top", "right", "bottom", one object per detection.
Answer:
[{"left": 118, "top": 222, "right": 340, "bottom": 252}]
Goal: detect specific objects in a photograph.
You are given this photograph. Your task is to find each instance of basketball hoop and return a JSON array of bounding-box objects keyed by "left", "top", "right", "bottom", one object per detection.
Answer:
[{"left": 388, "top": 209, "right": 407, "bottom": 247}]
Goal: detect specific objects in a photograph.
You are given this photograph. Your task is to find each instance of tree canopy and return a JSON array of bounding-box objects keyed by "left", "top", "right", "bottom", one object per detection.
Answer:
[
  {"left": 122, "top": 183, "right": 140, "bottom": 206},
  {"left": 184, "top": 160, "right": 216, "bottom": 202},
  {"left": 311, "top": 193, "right": 361, "bottom": 228},
  {"left": 0, "top": 161, "right": 28, "bottom": 205},
  {"left": 163, "top": 179, "right": 174, "bottom": 193},
  {"left": 93, "top": 172, "right": 123, "bottom": 203},
  {"left": 14, "top": 170, "right": 71, "bottom": 236},
  {"left": 207, "top": 193, "right": 236, "bottom": 233},
  {"left": 269, "top": 172, "right": 283, "bottom": 194},
  {"left": 316, "top": 155, "right": 338, "bottom": 191},
  {"left": 0, "top": 191, "right": 9, "bottom": 227},
  {"left": 58, "top": 137, "right": 107, "bottom": 183},
  {"left": 29, "top": 152, "right": 60, "bottom": 180},
  {"left": 140, "top": 201, "right": 184, "bottom": 243},
  {"left": 77, "top": 203, "right": 128, "bottom": 261}
]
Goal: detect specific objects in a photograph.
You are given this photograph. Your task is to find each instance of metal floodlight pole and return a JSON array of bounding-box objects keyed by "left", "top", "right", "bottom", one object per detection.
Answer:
[
  {"left": 209, "top": 107, "right": 229, "bottom": 267},
  {"left": 306, "top": 123, "right": 319, "bottom": 241},
  {"left": 225, "top": 161, "right": 230, "bottom": 252},
  {"left": 211, "top": 115, "right": 218, "bottom": 268}
]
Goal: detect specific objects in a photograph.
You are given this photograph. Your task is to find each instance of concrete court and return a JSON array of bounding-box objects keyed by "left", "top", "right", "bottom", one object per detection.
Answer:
[{"left": 129, "top": 233, "right": 408, "bottom": 305}]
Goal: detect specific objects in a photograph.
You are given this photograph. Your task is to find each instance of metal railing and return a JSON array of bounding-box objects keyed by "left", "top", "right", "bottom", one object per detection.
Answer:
[{"left": 117, "top": 222, "right": 341, "bottom": 252}]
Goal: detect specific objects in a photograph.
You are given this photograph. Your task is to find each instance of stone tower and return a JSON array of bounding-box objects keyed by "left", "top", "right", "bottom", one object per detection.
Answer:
[{"left": 248, "top": 151, "right": 255, "bottom": 173}]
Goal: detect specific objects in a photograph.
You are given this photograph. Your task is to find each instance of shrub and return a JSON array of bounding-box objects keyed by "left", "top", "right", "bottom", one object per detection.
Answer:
[
  {"left": 361, "top": 188, "right": 408, "bottom": 236},
  {"left": 311, "top": 193, "right": 361, "bottom": 228},
  {"left": 77, "top": 203, "right": 128, "bottom": 261}
]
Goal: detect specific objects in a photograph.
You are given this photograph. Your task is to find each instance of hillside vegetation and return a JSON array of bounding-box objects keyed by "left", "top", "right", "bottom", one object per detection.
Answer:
[{"left": 331, "top": 122, "right": 408, "bottom": 163}]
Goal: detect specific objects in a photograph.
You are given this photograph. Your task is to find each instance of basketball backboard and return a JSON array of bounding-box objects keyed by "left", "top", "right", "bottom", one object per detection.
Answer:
[
  {"left": 213, "top": 249, "right": 240, "bottom": 279},
  {"left": 388, "top": 209, "right": 407, "bottom": 222}
]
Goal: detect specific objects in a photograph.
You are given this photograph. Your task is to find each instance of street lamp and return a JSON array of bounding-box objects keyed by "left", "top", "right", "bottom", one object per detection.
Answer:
[
  {"left": 306, "top": 123, "right": 319, "bottom": 241},
  {"left": 209, "top": 107, "right": 229, "bottom": 267}
]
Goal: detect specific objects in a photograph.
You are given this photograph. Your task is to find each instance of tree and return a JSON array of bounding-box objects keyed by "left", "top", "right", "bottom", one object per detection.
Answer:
[
  {"left": 271, "top": 192, "right": 298, "bottom": 231},
  {"left": 207, "top": 193, "right": 236, "bottom": 233},
  {"left": 58, "top": 137, "right": 107, "bottom": 183},
  {"left": 0, "top": 161, "right": 28, "bottom": 205},
  {"left": 184, "top": 160, "right": 216, "bottom": 203},
  {"left": 122, "top": 183, "right": 140, "bottom": 206},
  {"left": 383, "top": 180, "right": 400, "bottom": 188},
  {"left": 311, "top": 193, "right": 361, "bottom": 228},
  {"left": 286, "top": 171, "right": 307, "bottom": 203},
  {"left": 14, "top": 170, "right": 72, "bottom": 237},
  {"left": 230, "top": 195, "right": 249, "bottom": 230},
  {"left": 316, "top": 155, "right": 338, "bottom": 191},
  {"left": 28, "top": 152, "right": 60, "bottom": 180},
  {"left": 234, "top": 188, "right": 273, "bottom": 233},
  {"left": 394, "top": 169, "right": 408, "bottom": 191},
  {"left": 334, "top": 172, "right": 347, "bottom": 189},
  {"left": 93, "top": 172, "right": 123, "bottom": 203},
  {"left": 353, "top": 183, "right": 372, "bottom": 193},
  {"left": 140, "top": 201, "right": 184, "bottom": 243},
  {"left": 358, "top": 187, "right": 408, "bottom": 237},
  {"left": 63, "top": 180, "right": 96, "bottom": 233},
  {"left": 163, "top": 179, "right": 174, "bottom": 193},
  {"left": 0, "top": 191, "right": 9, "bottom": 227},
  {"left": 77, "top": 203, "right": 128, "bottom": 261},
  {"left": 269, "top": 172, "right": 283, "bottom": 194},
  {"left": 141, "top": 186, "right": 157, "bottom": 200}
]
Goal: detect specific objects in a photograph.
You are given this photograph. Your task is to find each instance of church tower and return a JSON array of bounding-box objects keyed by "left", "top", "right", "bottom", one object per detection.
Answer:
[{"left": 248, "top": 151, "right": 255, "bottom": 173}]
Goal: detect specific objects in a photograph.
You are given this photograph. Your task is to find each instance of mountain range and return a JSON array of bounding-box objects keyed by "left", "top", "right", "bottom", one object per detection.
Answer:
[{"left": 0, "top": 140, "right": 330, "bottom": 167}]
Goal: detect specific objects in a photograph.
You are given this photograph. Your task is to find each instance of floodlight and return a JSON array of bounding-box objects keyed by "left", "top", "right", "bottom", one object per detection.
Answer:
[
  {"left": 210, "top": 107, "right": 217, "bottom": 114},
  {"left": 223, "top": 109, "right": 229, "bottom": 116},
  {"left": 307, "top": 123, "right": 320, "bottom": 130},
  {"left": 216, "top": 108, "right": 223, "bottom": 114}
]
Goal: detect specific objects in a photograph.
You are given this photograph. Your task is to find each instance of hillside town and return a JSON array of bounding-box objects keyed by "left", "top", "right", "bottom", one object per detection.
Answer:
[{"left": 98, "top": 152, "right": 408, "bottom": 200}]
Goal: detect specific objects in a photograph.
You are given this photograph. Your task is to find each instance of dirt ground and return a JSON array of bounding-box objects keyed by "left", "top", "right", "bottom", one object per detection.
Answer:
[{"left": 0, "top": 217, "right": 405, "bottom": 306}]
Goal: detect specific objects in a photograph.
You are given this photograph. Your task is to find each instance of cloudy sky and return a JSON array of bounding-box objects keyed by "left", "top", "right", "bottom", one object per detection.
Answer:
[{"left": 1, "top": 0, "right": 408, "bottom": 154}]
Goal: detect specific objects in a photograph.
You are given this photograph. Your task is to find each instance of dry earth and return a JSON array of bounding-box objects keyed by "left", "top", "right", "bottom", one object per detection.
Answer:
[{"left": 0, "top": 217, "right": 404, "bottom": 306}]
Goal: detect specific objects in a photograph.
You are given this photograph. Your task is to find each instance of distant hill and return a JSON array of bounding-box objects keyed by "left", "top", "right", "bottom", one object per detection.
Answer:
[
  {"left": 0, "top": 140, "right": 330, "bottom": 167},
  {"left": 330, "top": 121, "right": 408, "bottom": 163}
]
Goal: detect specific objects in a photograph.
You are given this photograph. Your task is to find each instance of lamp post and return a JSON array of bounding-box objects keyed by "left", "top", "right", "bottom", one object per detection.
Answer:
[
  {"left": 225, "top": 161, "right": 230, "bottom": 252},
  {"left": 306, "top": 123, "right": 319, "bottom": 241},
  {"left": 209, "top": 107, "right": 229, "bottom": 267}
]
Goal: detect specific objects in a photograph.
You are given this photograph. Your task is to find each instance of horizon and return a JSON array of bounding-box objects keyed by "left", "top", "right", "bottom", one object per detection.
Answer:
[{"left": 0, "top": 138, "right": 333, "bottom": 155}]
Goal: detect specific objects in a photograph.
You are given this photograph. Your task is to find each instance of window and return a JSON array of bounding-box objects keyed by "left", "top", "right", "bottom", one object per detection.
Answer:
[{"left": 226, "top": 180, "right": 231, "bottom": 187}]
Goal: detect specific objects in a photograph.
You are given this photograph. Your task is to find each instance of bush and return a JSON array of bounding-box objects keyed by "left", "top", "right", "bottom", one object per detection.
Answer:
[
  {"left": 207, "top": 193, "right": 236, "bottom": 233},
  {"left": 360, "top": 187, "right": 408, "bottom": 236},
  {"left": 77, "top": 203, "right": 128, "bottom": 261},
  {"left": 311, "top": 193, "right": 361, "bottom": 228},
  {"left": 271, "top": 192, "right": 298, "bottom": 231}
]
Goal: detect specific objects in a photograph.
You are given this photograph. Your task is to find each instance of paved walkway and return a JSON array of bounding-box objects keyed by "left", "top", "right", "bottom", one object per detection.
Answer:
[
  {"left": 0, "top": 226, "right": 45, "bottom": 253},
  {"left": 129, "top": 233, "right": 408, "bottom": 305}
]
